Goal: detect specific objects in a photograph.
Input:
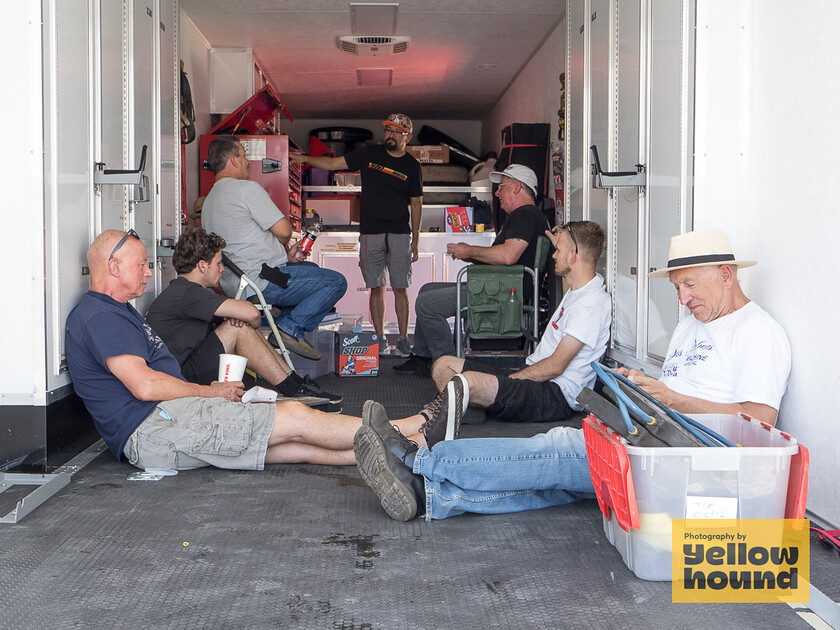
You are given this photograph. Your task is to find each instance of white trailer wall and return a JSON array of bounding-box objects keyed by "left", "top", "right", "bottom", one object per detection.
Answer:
[{"left": 694, "top": 0, "right": 840, "bottom": 525}]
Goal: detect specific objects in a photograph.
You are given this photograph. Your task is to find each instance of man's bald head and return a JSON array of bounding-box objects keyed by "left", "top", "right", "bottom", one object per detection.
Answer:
[{"left": 88, "top": 230, "right": 150, "bottom": 301}]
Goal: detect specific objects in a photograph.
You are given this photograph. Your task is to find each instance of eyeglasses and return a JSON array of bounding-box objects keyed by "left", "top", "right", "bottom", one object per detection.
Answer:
[
  {"left": 565, "top": 223, "right": 579, "bottom": 254},
  {"left": 497, "top": 182, "right": 516, "bottom": 188},
  {"left": 384, "top": 127, "right": 410, "bottom": 137},
  {"left": 553, "top": 223, "right": 578, "bottom": 254},
  {"left": 108, "top": 229, "right": 140, "bottom": 260}
]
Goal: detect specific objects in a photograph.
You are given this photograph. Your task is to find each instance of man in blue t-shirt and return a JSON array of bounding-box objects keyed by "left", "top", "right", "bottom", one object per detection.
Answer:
[
  {"left": 291, "top": 113, "right": 423, "bottom": 357},
  {"left": 65, "top": 230, "right": 450, "bottom": 471}
]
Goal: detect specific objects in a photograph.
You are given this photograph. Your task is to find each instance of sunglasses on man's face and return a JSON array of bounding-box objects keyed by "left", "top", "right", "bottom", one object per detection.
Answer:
[{"left": 109, "top": 229, "right": 140, "bottom": 260}]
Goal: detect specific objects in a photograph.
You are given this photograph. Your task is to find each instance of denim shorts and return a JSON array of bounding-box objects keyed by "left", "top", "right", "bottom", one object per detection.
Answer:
[
  {"left": 123, "top": 397, "right": 276, "bottom": 471},
  {"left": 358, "top": 233, "right": 412, "bottom": 288}
]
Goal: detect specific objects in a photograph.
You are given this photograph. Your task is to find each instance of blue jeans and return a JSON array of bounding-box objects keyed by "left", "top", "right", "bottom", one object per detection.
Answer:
[
  {"left": 413, "top": 426, "right": 596, "bottom": 520},
  {"left": 412, "top": 282, "right": 467, "bottom": 359},
  {"left": 260, "top": 261, "right": 347, "bottom": 338}
]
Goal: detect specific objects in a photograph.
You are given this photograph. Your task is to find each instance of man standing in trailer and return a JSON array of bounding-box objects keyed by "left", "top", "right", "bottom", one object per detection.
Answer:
[{"left": 291, "top": 114, "right": 423, "bottom": 357}]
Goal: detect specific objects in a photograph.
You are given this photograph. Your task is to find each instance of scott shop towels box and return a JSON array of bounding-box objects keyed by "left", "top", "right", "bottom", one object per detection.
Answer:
[{"left": 335, "top": 333, "right": 380, "bottom": 377}]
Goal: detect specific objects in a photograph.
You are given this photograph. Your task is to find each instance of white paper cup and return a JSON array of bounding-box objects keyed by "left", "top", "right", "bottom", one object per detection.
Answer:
[{"left": 218, "top": 354, "right": 247, "bottom": 382}]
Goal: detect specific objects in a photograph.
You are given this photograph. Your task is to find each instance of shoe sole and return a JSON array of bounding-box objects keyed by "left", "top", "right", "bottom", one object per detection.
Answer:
[
  {"left": 278, "top": 332, "right": 322, "bottom": 361},
  {"left": 354, "top": 426, "right": 417, "bottom": 522},
  {"left": 445, "top": 374, "right": 469, "bottom": 441}
]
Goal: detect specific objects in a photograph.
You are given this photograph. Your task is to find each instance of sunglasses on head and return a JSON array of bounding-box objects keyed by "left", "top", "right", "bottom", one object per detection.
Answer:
[{"left": 109, "top": 229, "right": 140, "bottom": 261}]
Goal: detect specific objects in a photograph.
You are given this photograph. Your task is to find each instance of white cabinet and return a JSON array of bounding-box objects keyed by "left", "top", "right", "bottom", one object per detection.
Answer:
[{"left": 312, "top": 231, "right": 495, "bottom": 334}]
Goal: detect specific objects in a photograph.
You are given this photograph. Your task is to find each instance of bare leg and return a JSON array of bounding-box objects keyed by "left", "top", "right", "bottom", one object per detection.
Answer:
[
  {"left": 369, "top": 286, "right": 387, "bottom": 336},
  {"left": 431, "top": 355, "right": 465, "bottom": 391},
  {"left": 460, "top": 371, "right": 499, "bottom": 408},
  {"left": 392, "top": 287, "right": 409, "bottom": 338},
  {"left": 215, "top": 324, "right": 290, "bottom": 384},
  {"left": 265, "top": 443, "right": 355, "bottom": 465},
  {"left": 268, "top": 400, "right": 362, "bottom": 451}
]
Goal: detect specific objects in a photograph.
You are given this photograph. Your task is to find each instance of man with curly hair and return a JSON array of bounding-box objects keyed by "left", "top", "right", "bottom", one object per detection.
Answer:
[{"left": 145, "top": 228, "right": 340, "bottom": 406}]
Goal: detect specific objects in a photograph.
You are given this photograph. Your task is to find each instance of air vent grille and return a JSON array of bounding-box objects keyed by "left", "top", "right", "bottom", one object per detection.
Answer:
[{"left": 337, "top": 35, "right": 409, "bottom": 56}]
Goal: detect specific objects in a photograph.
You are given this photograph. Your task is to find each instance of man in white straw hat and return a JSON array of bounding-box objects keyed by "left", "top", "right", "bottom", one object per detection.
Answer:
[{"left": 620, "top": 228, "right": 791, "bottom": 425}]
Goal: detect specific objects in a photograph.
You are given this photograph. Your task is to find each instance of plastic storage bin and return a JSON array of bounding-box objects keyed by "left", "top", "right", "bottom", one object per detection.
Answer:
[{"left": 582, "top": 413, "right": 809, "bottom": 581}]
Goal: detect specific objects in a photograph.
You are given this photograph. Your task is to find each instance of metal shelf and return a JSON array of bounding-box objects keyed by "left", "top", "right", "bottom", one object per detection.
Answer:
[{"left": 302, "top": 185, "right": 491, "bottom": 194}]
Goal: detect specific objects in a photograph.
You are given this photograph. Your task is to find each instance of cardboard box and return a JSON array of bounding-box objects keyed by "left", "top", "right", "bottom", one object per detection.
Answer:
[
  {"left": 445, "top": 206, "right": 473, "bottom": 232},
  {"left": 405, "top": 145, "right": 450, "bottom": 164},
  {"left": 305, "top": 197, "right": 360, "bottom": 225},
  {"left": 335, "top": 332, "right": 380, "bottom": 377}
]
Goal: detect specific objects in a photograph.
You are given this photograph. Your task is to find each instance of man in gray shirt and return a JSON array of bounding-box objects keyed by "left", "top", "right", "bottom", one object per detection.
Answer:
[{"left": 202, "top": 135, "right": 347, "bottom": 360}]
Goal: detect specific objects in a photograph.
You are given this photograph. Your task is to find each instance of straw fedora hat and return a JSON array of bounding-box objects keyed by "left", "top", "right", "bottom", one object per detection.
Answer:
[{"left": 648, "top": 229, "right": 756, "bottom": 278}]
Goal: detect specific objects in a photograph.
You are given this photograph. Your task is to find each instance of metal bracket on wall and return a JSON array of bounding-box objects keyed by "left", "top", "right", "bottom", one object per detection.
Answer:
[
  {"left": 94, "top": 145, "right": 150, "bottom": 202},
  {"left": 590, "top": 145, "right": 646, "bottom": 189}
]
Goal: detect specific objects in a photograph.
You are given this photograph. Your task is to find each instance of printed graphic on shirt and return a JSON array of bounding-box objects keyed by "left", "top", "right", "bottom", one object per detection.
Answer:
[
  {"left": 368, "top": 162, "right": 408, "bottom": 181},
  {"left": 551, "top": 307, "right": 565, "bottom": 330},
  {"left": 662, "top": 338, "right": 713, "bottom": 377},
  {"left": 143, "top": 321, "right": 166, "bottom": 353}
]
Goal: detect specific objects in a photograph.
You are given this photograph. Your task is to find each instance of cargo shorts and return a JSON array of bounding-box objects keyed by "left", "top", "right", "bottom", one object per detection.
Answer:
[
  {"left": 123, "top": 397, "right": 276, "bottom": 471},
  {"left": 358, "top": 233, "right": 412, "bottom": 289}
]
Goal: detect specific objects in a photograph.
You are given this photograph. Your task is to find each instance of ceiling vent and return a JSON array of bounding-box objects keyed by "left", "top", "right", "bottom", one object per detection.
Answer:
[{"left": 338, "top": 35, "right": 409, "bottom": 56}]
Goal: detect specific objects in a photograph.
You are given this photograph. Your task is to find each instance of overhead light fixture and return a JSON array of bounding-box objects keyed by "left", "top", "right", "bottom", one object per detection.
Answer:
[
  {"left": 357, "top": 68, "right": 393, "bottom": 86},
  {"left": 350, "top": 2, "right": 399, "bottom": 35},
  {"left": 338, "top": 35, "right": 409, "bottom": 56}
]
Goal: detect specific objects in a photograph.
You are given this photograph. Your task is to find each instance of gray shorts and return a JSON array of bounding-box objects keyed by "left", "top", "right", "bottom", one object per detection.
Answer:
[
  {"left": 123, "top": 397, "right": 276, "bottom": 471},
  {"left": 358, "top": 233, "right": 412, "bottom": 289}
]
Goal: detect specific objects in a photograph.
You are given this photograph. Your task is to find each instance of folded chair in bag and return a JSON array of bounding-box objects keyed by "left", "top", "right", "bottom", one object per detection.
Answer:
[
  {"left": 454, "top": 235, "right": 551, "bottom": 358},
  {"left": 221, "top": 253, "right": 295, "bottom": 370}
]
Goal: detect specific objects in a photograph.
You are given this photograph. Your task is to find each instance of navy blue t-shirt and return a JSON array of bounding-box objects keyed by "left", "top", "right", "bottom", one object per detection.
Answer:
[{"left": 65, "top": 291, "right": 184, "bottom": 460}]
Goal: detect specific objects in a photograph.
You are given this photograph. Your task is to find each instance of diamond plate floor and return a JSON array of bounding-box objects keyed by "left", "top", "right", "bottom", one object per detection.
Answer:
[{"left": 1, "top": 357, "right": 837, "bottom": 629}]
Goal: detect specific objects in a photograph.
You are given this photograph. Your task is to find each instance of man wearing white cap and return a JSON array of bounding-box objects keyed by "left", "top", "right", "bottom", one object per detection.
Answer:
[
  {"left": 394, "top": 163, "right": 550, "bottom": 375},
  {"left": 620, "top": 228, "right": 791, "bottom": 425},
  {"left": 292, "top": 114, "right": 423, "bottom": 357}
]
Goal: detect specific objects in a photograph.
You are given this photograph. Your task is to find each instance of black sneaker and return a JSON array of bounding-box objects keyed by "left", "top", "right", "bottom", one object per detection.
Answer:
[
  {"left": 420, "top": 374, "right": 469, "bottom": 448},
  {"left": 393, "top": 354, "right": 431, "bottom": 375},
  {"left": 297, "top": 374, "right": 342, "bottom": 403}
]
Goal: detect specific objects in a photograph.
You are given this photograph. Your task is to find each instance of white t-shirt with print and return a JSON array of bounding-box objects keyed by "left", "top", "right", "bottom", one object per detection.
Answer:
[
  {"left": 659, "top": 301, "right": 791, "bottom": 410},
  {"left": 527, "top": 273, "right": 612, "bottom": 409}
]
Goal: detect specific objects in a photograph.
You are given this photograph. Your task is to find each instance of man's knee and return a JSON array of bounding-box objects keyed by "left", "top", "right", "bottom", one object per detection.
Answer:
[{"left": 432, "top": 355, "right": 463, "bottom": 378}]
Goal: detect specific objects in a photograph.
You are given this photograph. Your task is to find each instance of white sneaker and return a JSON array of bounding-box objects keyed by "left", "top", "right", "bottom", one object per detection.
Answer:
[
  {"left": 378, "top": 336, "right": 389, "bottom": 355},
  {"left": 395, "top": 336, "right": 412, "bottom": 357}
]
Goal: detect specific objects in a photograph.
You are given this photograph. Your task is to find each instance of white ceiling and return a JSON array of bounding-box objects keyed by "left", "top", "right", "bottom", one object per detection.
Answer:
[{"left": 180, "top": 0, "right": 565, "bottom": 120}]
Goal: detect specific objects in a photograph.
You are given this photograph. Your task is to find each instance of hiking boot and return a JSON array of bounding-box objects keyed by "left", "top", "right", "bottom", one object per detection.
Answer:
[
  {"left": 361, "top": 400, "right": 418, "bottom": 467},
  {"left": 420, "top": 374, "right": 469, "bottom": 448},
  {"left": 378, "top": 336, "right": 389, "bottom": 356},
  {"left": 297, "top": 374, "right": 342, "bottom": 403},
  {"left": 277, "top": 329, "right": 321, "bottom": 361},
  {"left": 355, "top": 402, "right": 424, "bottom": 521},
  {"left": 393, "top": 353, "right": 431, "bottom": 375},
  {"left": 395, "top": 336, "right": 412, "bottom": 357}
]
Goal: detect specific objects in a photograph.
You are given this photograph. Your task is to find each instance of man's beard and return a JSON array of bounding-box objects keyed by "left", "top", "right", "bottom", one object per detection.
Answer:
[{"left": 385, "top": 138, "right": 397, "bottom": 149}]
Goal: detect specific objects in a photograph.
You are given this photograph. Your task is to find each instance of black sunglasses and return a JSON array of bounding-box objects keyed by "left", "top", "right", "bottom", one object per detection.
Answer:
[
  {"left": 553, "top": 223, "right": 579, "bottom": 254},
  {"left": 109, "top": 229, "right": 140, "bottom": 261}
]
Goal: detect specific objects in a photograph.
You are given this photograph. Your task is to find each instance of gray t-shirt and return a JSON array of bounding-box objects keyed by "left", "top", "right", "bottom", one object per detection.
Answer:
[{"left": 202, "top": 177, "right": 288, "bottom": 297}]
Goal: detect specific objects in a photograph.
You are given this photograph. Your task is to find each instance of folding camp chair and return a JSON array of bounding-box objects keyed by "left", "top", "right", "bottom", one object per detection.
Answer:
[
  {"left": 221, "top": 252, "right": 295, "bottom": 370},
  {"left": 455, "top": 235, "right": 551, "bottom": 358}
]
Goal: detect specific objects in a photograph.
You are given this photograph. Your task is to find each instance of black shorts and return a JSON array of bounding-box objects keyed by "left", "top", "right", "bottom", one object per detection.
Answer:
[
  {"left": 181, "top": 332, "right": 225, "bottom": 386},
  {"left": 461, "top": 359, "right": 574, "bottom": 423}
]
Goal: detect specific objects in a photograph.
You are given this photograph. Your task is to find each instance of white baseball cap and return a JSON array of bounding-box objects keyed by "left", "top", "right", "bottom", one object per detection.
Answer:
[{"left": 489, "top": 164, "right": 539, "bottom": 197}]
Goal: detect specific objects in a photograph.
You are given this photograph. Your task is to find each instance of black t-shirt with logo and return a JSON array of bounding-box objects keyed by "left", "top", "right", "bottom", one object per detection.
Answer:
[{"left": 344, "top": 144, "right": 423, "bottom": 234}]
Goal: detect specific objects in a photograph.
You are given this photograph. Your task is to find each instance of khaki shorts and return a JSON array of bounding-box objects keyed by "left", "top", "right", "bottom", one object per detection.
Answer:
[
  {"left": 123, "top": 397, "right": 276, "bottom": 471},
  {"left": 358, "top": 233, "right": 412, "bottom": 289}
]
